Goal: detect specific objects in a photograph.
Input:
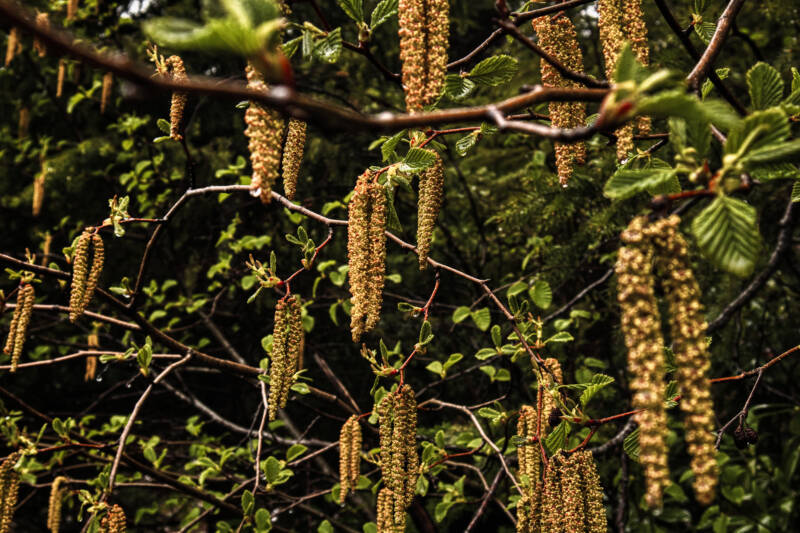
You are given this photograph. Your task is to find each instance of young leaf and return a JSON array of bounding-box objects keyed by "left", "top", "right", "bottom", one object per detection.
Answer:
[
  {"left": 314, "top": 28, "right": 342, "bottom": 63},
  {"left": 544, "top": 331, "right": 573, "bottom": 344},
  {"left": 747, "top": 62, "right": 784, "bottom": 111},
  {"left": 579, "top": 374, "right": 615, "bottom": 407},
  {"left": 468, "top": 55, "right": 519, "bottom": 86},
  {"left": 529, "top": 280, "right": 552, "bottom": 310},
  {"left": 691, "top": 195, "right": 762, "bottom": 277},
  {"left": 470, "top": 308, "right": 491, "bottom": 331},
  {"left": 337, "top": 0, "right": 364, "bottom": 23},
  {"left": 793, "top": 181, "right": 800, "bottom": 203},
  {"left": 452, "top": 306, "right": 471, "bottom": 324},
  {"left": 603, "top": 168, "right": 678, "bottom": 200},
  {"left": 380, "top": 129, "right": 407, "bottom": 161},
  {"left": 725, "top": 108, "right": 790, "bottom": 156},
  {"left": 401, "top": 148, "right": 438, "bottom": 171},
  {"left": 444, "top": 74, "right": 476, "bottom": 101},
  {"left": 544, "top": 421, "right": 568, "bottom": 454},
  {"left": 370, "top": 0, "right": 398, "bottom": 29},
  {"left": 624, "top": 427, "right": 640, "bottom": 462}
]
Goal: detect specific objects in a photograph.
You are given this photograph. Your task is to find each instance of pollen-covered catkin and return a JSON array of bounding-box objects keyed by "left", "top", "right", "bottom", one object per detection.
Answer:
[
  {"left": 622, "top": 0, "right": 651, "bottom": 135},
  {"left": 18, "top": 107, "right": 30, "bottom": 138},
  {"left": 69, "top": 231, "right": 103, "bottom": 322},
  {"left": 4, "top": 27, "right": 20, "bottom": 67},
  {"left": 85, "top": 331, "right": 99, "bottom": 382},
  {"left": 33, "top": 154, "right": 47, "bottom": 217},
  {"left": 537, "top": 357, "right": 563, "bottom": 440},
  {"left": 376, "top": 487, "right": 398, "bottom": 533},
  {"left": 47, "top": 476, "right": 67, "bottom": 533},
  {"left": 539, "top": 455, "right": 564, "bottom": 532},
  {"left": 650, "top": 216, "right": 717, "bottom": 505},
  {"left": 245, "top": 65, "right": 285, "bottom": 204},
  {"left": 417, "top": 151, "right": 444, "bottom": 269},
  {"left": 34, "top": 12, "right": 49, "bottom": 57},
  {"left": 57, "top": 60, "right": 66, "bottom": 98},
  {"left": 4, "top": 283, "right": 35, "bottom": 372},
  {"left": 281, "top": 119, "right": 306, "bottom": 200},
  {"left": 0, "top": 451, "right": 21, "bottom": 533},
  {"left": 532, "top": 13, "right": 587, "bottom": 186},
  {"left": 597, "top": 0, "right": 633, "bottom": 159},
  {"left": 515, "top": 405, "right": 541, "bottom": 532},
  {"left": 398, "top": 0, "right": 449, "bottom": 112},
  {"left": 561, "top": 453, "right": 585, "bottom": 532},
  {"left": 164, "top": 56, "right": 187, "bottom": 141},
  {"left": 67, "top": 0, "right": 79, "bottom": 21},
  {"left": 616, "top": 217, "right": 669, "bottom": 507},
  {"left": 339, "top": 415, "right": 362, "bottom": 503},
  {"left": 84, "top": 234, "right": 104, "bottom": 311},
  {"left": 99, "top": 504, "right": 126, "bottom": 533},
  {"left": 268, "top": 296, "right": 302, "bottom": 420},
  {"left": 365, "top": 182, "right": 387, "bottom": 331},
  {"left": 101, "top": 72, "right": 113, "bottom": 113}
]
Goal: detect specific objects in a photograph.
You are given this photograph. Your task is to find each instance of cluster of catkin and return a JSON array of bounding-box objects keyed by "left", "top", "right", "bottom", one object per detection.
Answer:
[
  {"left": 398, "top": 0, "right": 449, "bottom": 112},
  {"left": 416, "top": 151, "right": 444, "bottom": 269},
  {"left": 244, "top": 65, "right": 285, "bottom": 204},
  {"left": 517, "top": 449, "right": 607, "bottom": 533},
  {"left": 4, "top": 27, "right": 21, "bottom": 67},
  {"left": 532, "top": 13, "right": 587, "bottom": 186},
  {"left": 4, "top": 282, "right": 35, "bottom": 372},
  {"left": 338, "top": 415, "right": 362, "bottom": 503},
  {"left": 347, "top": 170, "right": 387, "bottom": 342},
  {"left": 377, "top": 385, "right": 419, "bottom": 533},
  {"left": 538, "top": 358, "right": 563, "bottom": 436},
  {"left": 47, "top": 476, "right": 67, "bottom": 533},
  {"left": 69, "top": 230, "right": 104, "bottom": 322},
  {"left": 99, "top": 504, "right": 126, "bottom": 533},
  {"left": 616, "top": 215, "right": 717, "bottom": 506},
  {"left": 268, "top": 295, "right": 303, "bottom": 420},
  {"left": 0, "top": 451, "right": 21, "bottom": 533},
  {"left": 597, "top": 0, "right": 650, "bottom": 159}
]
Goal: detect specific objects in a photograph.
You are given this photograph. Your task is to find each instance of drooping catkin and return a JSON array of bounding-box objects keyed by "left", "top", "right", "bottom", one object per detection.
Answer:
[
  {"left": 99, "top": 504, "right": 126, "bottom": 533},
  {"left": 18, "top": 107, "right": 30, "bottom": 138},
  {"left": 281, "top": 119, "right": 306, "bottom": 200},
  {"left": 33, "top": 154, "right": 47, "bottom": 217},
  {"left": 347, "top": 171, "right": 387, "bottom": 341},
  {"left": 539, "top": 455, "right": 564, "bottom": 532},
  {"left": 57, "top": 60, "right": 66, "bottom": 98},
  {"left": 537, "top": 357, "right": 563, "bottom": 441},
  {"left": 101, "top": 72, "right": 113, "bottom": 113},
  {"left": 574, "top": 450, "right": 608, "bottom": 532},
  {"left": 597, "top": 0, "right": 633, "bottom": 160},
  {"left": 0, "top": 451, "right": 22, "bottom": 533},
  {"left": 515, "top": 405, "right": 541, "bottom": 533},
  {"left": 561, "top": 453, "right": 586, "bottom": 532},
  {"left": 4, "top": 283, "right": 35, "bottom": 372},
  {"left": 376, "top": 487, "right": 397, "bottom": 533},
  {"left": 245, "top": 64, "right": 285, "bottom": 204},
  {"left": 621, "top": 0, "right": 651, "bottom": 135},
  {"left": 47, "top": 476, "right": 67, "bottom": 533},
  {"left": 416, "top": 151, "right": 444, "bottom": 269},
  {"left": 377, "top": 385, "right": 418, "bottom": 531},
  {"left": 33, "top": 12, "right": 50, "bottom": 57},
  {"left": 398, "top": 0, "right": 449, "bottom": 112},
  {"left": 67, "top": 0, "right": 79, "bottom": 21},
  {"left": 532, "top": 13, "right": 587, "bottom": 186},
  {"left": 268, "top": 296, "right": 302, "bottom": 420},
  {"left": 69, "top": 231, "right": 104, "bottom": 322},
  {"left": 164, "top": 56, "right": 187, "bottom": 141},
  {"left": 4, "top": 27, "right": 20, "bottom": 67},
  {"left": 85, "top": 330, "right": 99, "bottom": 382},
  {"left": 616, "top": 217, "right": 669, "bottom": 507},
  {"left": 650, "top": 216, "right": 717, "bottom": 505},
  {"left": 339, "top": 415, "right": 362, "bottom": 503}
]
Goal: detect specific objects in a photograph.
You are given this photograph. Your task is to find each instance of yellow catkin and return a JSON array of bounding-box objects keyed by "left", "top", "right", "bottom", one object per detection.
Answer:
[
  {"left": 57, "top": 60, "right": 66, "bottom": 98},
  {"left": 597, "top": 0, "right": 633, "bottom": 160},
  {"left": 244, "top": 64, "right": 285, "bottom": 204},
  {"left": 164, "top": 56, "right": 187, "bottom": 141},
  {"left": 621, "top": 0, "right": 651, "bottom": 135},
  {"left": 4, "top": 283, "right": 35, "bottom": 373},
  {"left": 515, "top": 405, "right": 541, "bottom": 533},
  {"left": 532, "top": 13, "right": 587, "bottom": 186},
  {"left": 339, "top": 415, "right": 362, "bottom": 503},
  {"left": 33, "top": 12, "right": 49, "bottom": 57},
  {"left": 561, "top": 453, "right": 585, "bottom": 532},
  {"left": 650, "top": 216, "right": 717, "bottom": 504},
  {"left": 575, "top": 450, "right": 608, "bottom": 532},
  {"left": 85, "top": 331, "right": 99, "bottom": 382},
  {"left": 539, "top": 455, "right": 564, "bottom": 531},
  {"left": 42, "top": 233, "right": 52, "bottom": 266},
  {"left": 538, "top": 357, "right": 563, "bottom": 441},
  {"left": 398, "top": 0, "right": 449, "bottom": 112},
  {"left": 67, "top": 0, "right": 79, "bottom": 21},
  {"left": 0, "top": 451, "right": 21, "bottom": 533},
  {"left": 416, "top": 151, "right": 444, "bottom": 269},
  {"left": 69, "top": 230, "right": 91, "bottom": 322},
  {"left": 4, "top": 27, "right": 20, "bottom": 67},
  {"left": 616, "top": 217, "right": 669, "bottom": 507},
  {"left": 376, "top": 487, "right": 397, "bottom": 533},
  {"left": 47, "top": 476, "right": 67, "bottom": 533},
  {"left": 365, "top": 182, "right": 387, "bottom": 332},
  {"left": 268, "top": 296, "right": 302, "bottom": 420},
  {"left": 100, "top": 72, "right": 113, "bottom": 113},
  {"left": 18, "top": 107, "right": 30, "bottom": 139},
  {"left": 99, "top": 504, "right": 126, "bottom": 533},
  {"left": 33, "top": 154, "right": 47, "bottom": 217},
  {"left": 281, "top": 119, "right": 306, "bottom": 200}
]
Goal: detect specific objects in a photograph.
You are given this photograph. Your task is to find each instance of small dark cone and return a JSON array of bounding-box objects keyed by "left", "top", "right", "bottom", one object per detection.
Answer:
[
  {"left": 733, "top": 426, "right": 748, "bottom": 449},
  {"left": 548, "top": 408, "right": 562, "bottom": 428},
  {"left": 743, "top": 427, "right": 758, "bottom": 445}
]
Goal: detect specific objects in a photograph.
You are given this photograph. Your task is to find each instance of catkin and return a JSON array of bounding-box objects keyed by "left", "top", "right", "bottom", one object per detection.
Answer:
[
  {"left": 622, "top": 0, "right": 651, "bottom": 135},
  {"left": 47, "top": 476, "right": 67, "bottom": 533},
  {"left": 398, "top": 0, "right": 449, "bottom": 112},
  {"left": 616, "top": 217, "right": 669, "bottom": 507},
  {"left": 597, "top": 0, "right": 633, "bottom": 160},
  {"left": 0, "top": 451, "right": 21, "bottom": 533},
  {"left": 67, "top": 0, "right": 79, "bottom": 21},
  {"left": 538, "top": 358, "right": 563, "bottom": 441},
  {"left": 85, "top": 331, "right": 99, "bottom": 382},
  {"left": 515, "top": 406, "right": 541, "bottom": 533},
  {"left": 649, "top": 216, "right": 717, "bottom": 505},
  {"left": 339, "top": 415, "right": 362, "bottom": 503},
  {"left": 416, "top": 151, "right": 444, "bottom": 269},
  {"left": 376, "top": 487, "right": 398, "bottom": 533},
  {"left": 4, "top": 283, "right": 35, "bottom": 372},
  {"left": 539, "top": 455, "right": 564, "bottom": 532},
  {"left": 244, "top": 64, "right": 285, "bottom": 204},
  {"left": 281, "top": 119, "right": 306, "bottom": 200},
  {"left": 575, "top": 450, "right": 608, "bottom": 532},
  {"left": 69, "top": 231, "right": 104, "bottom": 322},
  {"left": 377, "top": 385, "right": 418, "bottom": 532},
  {"left": 33, "top": 154, "right": 47, "bottom": 217},
  {"left": 18, "top": 107, "right": 30, "bottom": 138},
  {"left": 347, "top": 171, "right": 387, "bottom": 341},
  {"left": 99, "top": 504, "right": 126, "bottom": 533},
  {"left": 57, "top": 60, "right": 66, "bottom": 98},
  {"left": 164, "top": 56, "right": 187, "bottom": 141},
  {"left": 33, "top": 12, "right": 49, "bottom": 57},
  {"left": 4, "top": 27, "right": 20, "bottom": 67},
  {"left": 101, "top": 72, "right": 113, "bottom": 113},
  {"left": 532, "top": 13, "right": 587, "bottom": 186},
  {"left": 268, "top": 296, "right": 302, "bottom": 420}
]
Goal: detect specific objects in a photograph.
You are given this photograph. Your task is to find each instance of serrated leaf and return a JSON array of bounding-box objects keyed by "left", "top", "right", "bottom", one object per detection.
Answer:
[
  {"left": 604, "top": 168, "right": 678, "bottom": 200},
  {"left": 725, "top": 108, "right": 790, "bottom": 157},
  {"left": 383, "top": 187, "right": 402, "bottom": 233},
  {"left": 401, "top": 147, "right": 437, "bottom": 172},
  {"left": 747, "top": 62, "right": 784, "bottom": 111},
  {"left": 380, "top": 129, "right": 406, "bottom": 161},
  {"left": 529, "top": 280, "right": 552, "bottom": 310},
  {"left": 336, "top": 0, "right": 364, "bottom": 22},
  {"left": 741, "top": 140, "right": 800, "bottom": 166},
  {"left": 624, "top": 427, "right": 640, "bottom": 462},
  {"left": 455, "top": 132, "right": 479, "bottom": 156},
  {"left": 471, "top": 308, "right": 491, "bottom": 331},
  {"left": 544, "top": 421, "right": 568, "bottom": 454},
  {"left": 370, "top": 0, "right": 398, "bottom": 29},
  {"left": 444, "top": 74, "right": 476, "bottom": 101},
  {"left": 637, "top": 90, "right": 705, "bottom": 121},
  {"left": 468, "top": 55, "right": 519, "bottom": 86},
  {"left": 314, "top": 28, "right": 342, "bottom": 63},
  {"left": 793, "top": 181, "right": 800, "bottom": 202},
  {"left": 694, "top": 20, "right": 716, "bottom": 45},
  {"left": 613, "top": 43, "right": 644, "bottom": 83},
  {"left": 691, "top": 195, "right": 762, "bottom": 277},
  {"left": 579, "top": 374, "right": 615, "bottom": 407}
]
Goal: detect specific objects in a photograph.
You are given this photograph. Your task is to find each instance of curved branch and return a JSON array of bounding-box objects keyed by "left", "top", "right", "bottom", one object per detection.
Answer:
[{"left": 685, "top": 0, "right": 748, "bottom": 91}]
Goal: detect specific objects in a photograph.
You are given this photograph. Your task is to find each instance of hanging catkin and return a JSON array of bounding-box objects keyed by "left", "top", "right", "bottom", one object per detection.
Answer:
[
  {"left": 616, "top": 216, "right": 669, "bottom": 507},
  {"left": 4, "top": 27, "right": 20, "bottom": 67},
  {"left": 4, "top": 283, "right": 35, "bottom": 372},
  {"left": 34, "top": 12, "right": 49, "bottom": 57},
  {"left": 69, "top": 231, "right": 104, "bottom": 322},
  {"left": 539, "top": 455, "right": 564, "bottom": 531},
  {"left": 347, "top": 171, "right": 387, "bottom": 341},
  {"left": 268, "top": 295, "right": 302, "bottom": 420},
  {"left": 338, "top": 415, "right": 362, "bottom": 503},
  {"left": 281, "top": 119, "right": 306, "bottom": 200},
  {"left": 597, "top": 0, "right": 633, "bottom": 160},
  {"left": 0, "top": 451, "right": 21, "bottom": 533},
  {"left": 33, "top": 152, "right": 47, "bottom": 217},
  {"left": 416, "top": 151, "right": 444, "bottom": 269},
  {"left": 47, "top": 476, "right": 67, "bottom": 533},
  {"left": 532, "top": 13, "right": 587, "bottom": 186},
  {"left": 100, "top": 72, "right": 113, "bottom": 113},
  {"left": 57, "top": 60, "right": 66, "bottom": 98},
  {"left": 164, "top": 56, "right": 188, "bottom": 141},
  {"left": 650, "top": 216, "right": 717, "bottom": 505},
  {"left": 67, "top": 0, "right": 79, "bottom": 21},
  {"left": 622, "top": 0, "right": 651, "bottom": 135},
  {"left": 377, "top": 385, "right": 418, "bottom": 532},
  {"left": 99, "top": 504, "right": 126, "bottom": 533},
  {"left": 398, "top": 0, "right": 449, "bottom": 112},
  {"left": 515, "top": 405, "right": 541, "bottom": 532},
  {"left": 538, "top": 357, "right": 563, "bottom": 441},
  {"left": 85, "top": 330, "right": 99, "bottom": 382},
  {"left": 18, "top": 107, "right": 30, "bottom": 138},
  {"left": 244, "top": 64, "right": 285, "bottom": 204}
]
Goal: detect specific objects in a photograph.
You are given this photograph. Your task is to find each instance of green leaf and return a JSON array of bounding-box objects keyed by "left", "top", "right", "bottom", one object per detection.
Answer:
[
  {"left": 529, "top": 280, "right": 552, "bottom": 310},
  {"left": 336, "top": 0, "right": 364, "bottom": 22},
  {"left": 380, "top": 129, "right": 406, "bottom": 162},
  {"left": 544, "top": 331, "right": 573, "bottom": 344},
  {"left": 254, "top": 508, "right": 271, "bottom": 531},
  {"left": 444, "top": 74, "right": 476, "bottom": 101},
  {"left": 468, "top": 55, "right": 519, "bottom": 86},
  {"left": 636, "top": 90, "right": 704, "bottom": 121},
  {"left": 443, "top": 353, "right": 463, "bottom": 373},
  {"left": 792, "top": 181, "right": 800, "bottom": 202},
  {"left": 370, "top": 0, "right": 398, "bottom": 29},
  {"left": 691, "top": 195, "right": 762, "bottom": 277},
  {"left": 603, "top": 167, "right": 678, "bottom": 200},
  {"left": 694, "top": 20, "right": 716, "bottom": 45},
  {"left": 314, "top": 28, "right": 342, "bottom": 63},
  {"left": 383, "top": 187, "right": 402, "bottom": 233},
  {"left": 477, "top": 407, "right": 501, "bottom": 421},
  {"left": 318, "top": 520, "right": 334, "bottom": 533},
  {"left": 579, "top": 374, "right": 615, "bottom": 407},
  {"left": 470, "top": 307, "right": 491, "bottom": 331},
  {"left": 400, "top": 147, "right": 437, "bottom": 172},
  {"left": 544, "top": 421, "right": 568, "bottom": 454},
  {"left": 474, "top": 347, "right": 496, "bottom": 361},
  {"left": 613, "top": 43, "right": 644, "bottom": 83},
  {"left": 725, "top": 108, "right": 790, "bottom": 156},
  {"left": 286, "top": 444, "right": 307, "bottom": 462},
  {"left": 418, "top": 320, "right": 433, "bottom": 345},
  {"left": 452, "top": 306, "right": 471, "bottom": 324},
  {"left": 241, "top": 491, "right": 254, "bottom": 515},
  {"left": 263, "top": 457, "right": 281, "bottom": 483},
  {"left": 455, "top": 132, "right": 479, "bottom": 156},
  {"left": 741, "top": 140, "right": 800, "bottom": 166},
  {"left": 624, "top": 427, "right": 640, "bottom": 462},
  {"left": 425, "top": 361, "right": 444, "bottom": 377},
  {"left": 747, "top": 62, "right": 784, "bottom": 111},
  {"left": 490, "top": 324, "right": 502, "bottom": 347}
]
